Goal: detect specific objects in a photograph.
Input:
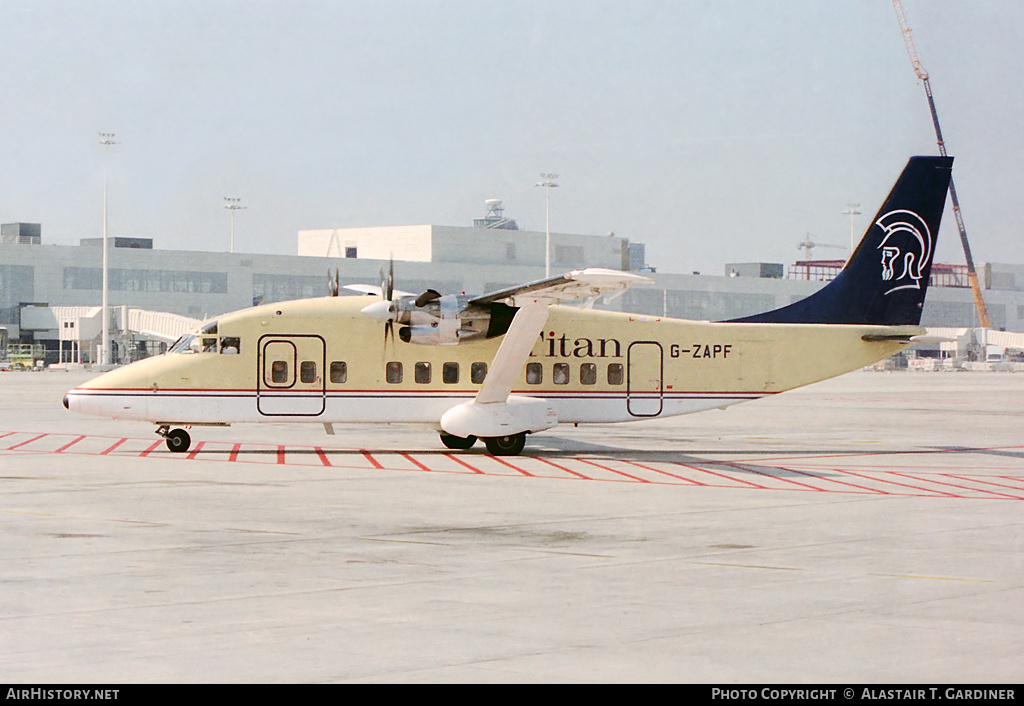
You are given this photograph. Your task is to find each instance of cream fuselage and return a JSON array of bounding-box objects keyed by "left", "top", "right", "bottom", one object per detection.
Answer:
[{"left": 67, "top": 296, "right": 913, "bottom": 429}]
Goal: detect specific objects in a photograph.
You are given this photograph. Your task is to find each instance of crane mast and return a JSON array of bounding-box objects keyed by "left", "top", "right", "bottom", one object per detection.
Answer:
[{"left": 892, "top": 0, "right": 991, "bottom": 328}]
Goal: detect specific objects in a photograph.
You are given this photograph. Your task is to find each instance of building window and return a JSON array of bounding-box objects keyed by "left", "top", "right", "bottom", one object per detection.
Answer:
[{"left": 345, "top": 247, "right": 357, "bottom": 258}]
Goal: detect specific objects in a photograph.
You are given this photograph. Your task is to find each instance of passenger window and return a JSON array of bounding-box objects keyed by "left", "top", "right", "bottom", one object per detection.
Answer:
[
  {"left": 271, "top": 360, "right": 289, "bottom": 384},
  {"left": 220, "top": 337, "right": 240, "bottom": 355},
  {"left": 471, "top": 362, "right": 487, "bottom": 384},
  {"left": 526, "top": 362, "right": 543, "bottom": 384},
  {"left": 415, "top": 362, "right": 431, "bottom": 384},
  {"left": 608, "top": 363, "right": 624, "bottom": 385},
  {"left": 442, "top": 362, "right": 459, "bottom": 384},
  {"left": 580, "top": 363, "right": 597, "bottom": 385},
  {"left": 300, "top": 361, "right": 317, "bottom": 383},
  {"left": 330, "top": 361, "right": 347, "bottom": 383},
  {"left": 553, "top": 362, "right": 569, "bottom": 385},
  {"left": 386, "top": 361, "right": 403, "bottom": 384}
]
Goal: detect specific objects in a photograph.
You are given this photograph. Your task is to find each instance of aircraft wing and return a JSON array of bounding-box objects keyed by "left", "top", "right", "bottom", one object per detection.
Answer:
[
  {"left": 474, "top": 268, "right": 651, "bottom": 405},
  {"left": 470, "top": 268, "right": 651, "bottom": 307}
]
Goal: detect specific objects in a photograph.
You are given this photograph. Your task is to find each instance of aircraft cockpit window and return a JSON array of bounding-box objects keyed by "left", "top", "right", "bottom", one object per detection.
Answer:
[
  {"left": 608, "top": 363, "right": 624, "bottom": 385},
  {"left": 442, "top": 362, "right": 459, "bottom": 384},
  {"left": 580, "top": 363, "right": 597, "bottom": 385},
  {"left": 220, "top": 337, "right": 240, "bottom": 354},
  {"left": 526, "top": 362, "right": 543, "bottom": 384},
  {"left": 414, "top": 362, "right": 431, "bottom": 384},
  {"left": 300, "top": 361, "right": 317, "bottom": 383},
  {"left": 202, "top": 338, "right": 218, "bottom": 353},
  {"left": 386, "top": 362, "right": 403, "bottom": 384},
  {"left": 200, "top": 321, "right": 218, "bottom": 335},
  {"left": 471, "top": 362, "right": 487, "bottom": 384},
  {"left": 553, "top": 363, "right": 569, "bottom": 385},
  {"left": 168, "top": 335, "right": 188, "bottom": 353},
  {"left": 330, "top": 361, "right": 347, "bottom": 383}
]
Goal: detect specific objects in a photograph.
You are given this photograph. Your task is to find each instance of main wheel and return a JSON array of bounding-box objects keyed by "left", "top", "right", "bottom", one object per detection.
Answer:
[
  {"left": 440, "top": 433, "right": 477, "bottom": 450},
  {"left": 165, "top": 428, "right": 191, "bottom": 453},
  {"left": 483, "top": 433, "right": 526, "bottom": 456}
]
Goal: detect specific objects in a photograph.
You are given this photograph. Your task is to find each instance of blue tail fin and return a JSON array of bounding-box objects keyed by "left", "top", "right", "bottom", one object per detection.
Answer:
[{"left": 728, "top": 156, "right": 953, "bottom": 325}]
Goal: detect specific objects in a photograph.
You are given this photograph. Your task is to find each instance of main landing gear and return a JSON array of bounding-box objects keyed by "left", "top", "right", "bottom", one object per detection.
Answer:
[
  {"left": 438, "top": 431, "right": 527, "bottom": 456},
  {"left": 156, "top": 425, "right": 191, "bottom": 453}
]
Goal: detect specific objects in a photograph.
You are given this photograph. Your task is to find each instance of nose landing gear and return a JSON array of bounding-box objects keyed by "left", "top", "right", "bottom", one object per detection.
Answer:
[{"left": 156, "top": 425, "right": 191, "bottom": 453}]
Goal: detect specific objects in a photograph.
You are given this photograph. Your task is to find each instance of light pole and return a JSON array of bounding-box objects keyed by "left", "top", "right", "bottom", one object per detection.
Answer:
[
  {"left": 224, "top": 197, "right": 245, "bottom": 253},
  {"left": 842, "top": 203, "right": 861, "bottom": 252},
  {"left": 534, "top": 173, "right": 558, "bottom": 277},
  {"left": 99, "top": 132, "right": 117, "bottom": 365}
]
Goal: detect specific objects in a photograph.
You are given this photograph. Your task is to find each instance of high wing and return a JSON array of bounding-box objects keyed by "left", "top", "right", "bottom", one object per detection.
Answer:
[
  {"left": 439, "top": 268, "right": 651, "bottom": 441},
  {"left": 471, "top": 268, "right": 651, "bottom": 404}
]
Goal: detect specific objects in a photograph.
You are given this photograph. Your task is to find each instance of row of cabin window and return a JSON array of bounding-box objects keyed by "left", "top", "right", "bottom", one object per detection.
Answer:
[
  {"left": 383, "top": 361, "right": 625, "bottom": 386},
  {"left": 272, "top": 360, "right": 627, "bottom": 386}
]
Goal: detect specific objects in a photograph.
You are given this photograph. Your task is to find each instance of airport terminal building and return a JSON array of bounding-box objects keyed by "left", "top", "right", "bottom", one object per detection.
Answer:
[{"left": 3, "top": 211, "right": 1024, "bottom": 364}]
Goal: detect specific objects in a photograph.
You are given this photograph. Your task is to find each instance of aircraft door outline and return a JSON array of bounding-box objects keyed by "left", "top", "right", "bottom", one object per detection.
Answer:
[
  {"left": 257, "top": 334, "right": 326, "bottom": 417},
  {"left": 627, "top": 340, "right": 663, "bottom": 417}
]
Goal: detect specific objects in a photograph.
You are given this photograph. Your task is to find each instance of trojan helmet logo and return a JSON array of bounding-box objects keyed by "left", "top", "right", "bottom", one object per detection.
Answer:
[{"left": 875, "top": 209, "right": 933, "bottom": 295}]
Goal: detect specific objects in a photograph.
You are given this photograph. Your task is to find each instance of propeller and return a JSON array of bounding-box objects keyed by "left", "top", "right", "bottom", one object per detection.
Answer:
[
  {"left": 327, "top": 269, "right": 340, "bottom": 297},
  {"left": 360, "top": 259, "right": 399, "bottom": 349}
]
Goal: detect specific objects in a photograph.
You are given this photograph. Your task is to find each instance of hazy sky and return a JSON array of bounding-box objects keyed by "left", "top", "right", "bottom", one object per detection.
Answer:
[{"left": 2, "top": 0, "right": 1021, "bottom": 275}]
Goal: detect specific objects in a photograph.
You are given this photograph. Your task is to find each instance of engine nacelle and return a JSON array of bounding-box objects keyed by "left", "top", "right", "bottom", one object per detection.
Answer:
[{"left": 395, "top": 294, "right": 493, "bottom": 345}]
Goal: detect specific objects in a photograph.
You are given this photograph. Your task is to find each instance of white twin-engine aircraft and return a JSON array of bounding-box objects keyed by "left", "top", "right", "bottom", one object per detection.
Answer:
[{"left": 66, "top": 157, "right": 953, "bottom": 456}]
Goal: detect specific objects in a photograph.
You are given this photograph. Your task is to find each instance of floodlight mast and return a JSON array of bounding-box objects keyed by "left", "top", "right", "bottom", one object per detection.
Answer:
[
  {"left": 892, "top": 0, "right": 990, "bottom": 328},
  {"left": 98, "top": 132, "right": 117, "bottom": 365},
  {"left": 534, "top": 173, "right": 559, "bottom": 277},
  {"left": 224, "top": 197, "right": 246, "bottom": 253}
]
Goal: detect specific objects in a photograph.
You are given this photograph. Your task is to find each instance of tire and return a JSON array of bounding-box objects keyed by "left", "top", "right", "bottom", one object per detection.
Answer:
[
  {"left": 483, "top": 433, "right": 526, "bottom": 456},
  {"left": 165, "top": 428, "right": 191, "bottom": 453},
  {"left": 440, "top": 433, "right": 477, "bottom": 450}
]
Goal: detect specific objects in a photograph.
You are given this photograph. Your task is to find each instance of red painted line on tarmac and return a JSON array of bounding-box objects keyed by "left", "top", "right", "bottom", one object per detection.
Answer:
[
  {"left": 315, "top": 447, "right": 332, "bottom": 467},
  {"left": 837, "top": 468, "right": 957, "bottom": 497},
  {"left": 139, "top": 440, "right": 163, "bottom": 457},
  {"left": 576, "top": 458, "right": 649, "bottom": 483},
  {"left": 400, "top": 453, "right": 433, "bottom": 471},
  {"left": 100, "top": 438, "right": 128, "bottom": 455},
  {"left": 444, "top": 454, "right": 485, "bottom": 474},
  {"left": 720, "top": 462, "right": 826, "bottom": 492},
  {"left": 276, "top": 446, "right": 286, "bottom": 464},
  {"left": 0, "top": 431, "right": 17, "bottom": 440},
  {"left": 887, "top": 471, "right": 1023, "bottom": 500},
  {"left": 187, "top": 441, "right": 206, "bottom": 460},
  {"left": 7, "top": 433, "right": 48, "bottom": 450},
  {"left": 490, "top": 456, "right": 534, "bottom": 476},
  {"left": 228, "top": 443, "right": 241, "bottom": 462},
  {"left": 533, "top": 456, "right": 590, "bottom": 479},
  {"left": 361, "top": 450, "right": 383, "bottom": 469},
  {"left": 54, "top": 435, "right": 86, "bottom": 453},
  {"left": 947, "top": 475, "right": 1024, "bottom": 494},
  {"left": 676, "top": 463, "right": 769, "bottom": 489},
  {"left": 620, "top": 460, "right": 705, "bottom": 485},
  {"left": 780, "top": 465, "right": 888, "bottom": 495}
]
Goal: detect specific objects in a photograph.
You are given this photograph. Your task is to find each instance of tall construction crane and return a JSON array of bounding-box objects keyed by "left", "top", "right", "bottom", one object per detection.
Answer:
[{"left": 892, "top": 0, "right": 991, "bottom": 328}]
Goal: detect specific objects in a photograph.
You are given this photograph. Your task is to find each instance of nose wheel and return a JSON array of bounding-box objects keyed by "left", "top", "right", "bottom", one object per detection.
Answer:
[{"left": 156, "top": 425, "right": 192, "bottom": 453}]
